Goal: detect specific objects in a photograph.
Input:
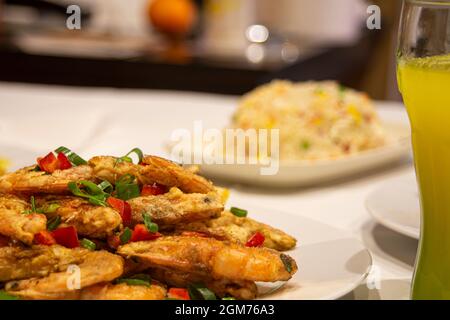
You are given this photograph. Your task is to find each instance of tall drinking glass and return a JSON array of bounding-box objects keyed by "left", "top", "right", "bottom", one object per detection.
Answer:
[{"left": 397, "top": 0, "right": 450, "bottom": 299}]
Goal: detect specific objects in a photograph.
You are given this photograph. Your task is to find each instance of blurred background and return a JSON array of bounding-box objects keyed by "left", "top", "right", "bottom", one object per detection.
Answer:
[{"left": 0, "top": 0, "right": 401, "bottom": 100}]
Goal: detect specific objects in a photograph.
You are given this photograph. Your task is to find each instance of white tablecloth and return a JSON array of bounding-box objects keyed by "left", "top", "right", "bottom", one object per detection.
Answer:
[{"left": 0, "top": 82, "right": 415, "bottom": 299}]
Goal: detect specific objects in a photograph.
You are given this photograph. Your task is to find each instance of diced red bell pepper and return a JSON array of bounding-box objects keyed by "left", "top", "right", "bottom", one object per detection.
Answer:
[
  {"left": 168, "top": 288, "right": 190, "bottom": 300},
  {"left": 141, "top": 183, "right": 167, "bottom": 196},
  {"left": 37, "top": 152, "right": 59, "bottom": 174},
  {"left": 57, "top": 152, "right": 72, "bottom": 170},
  {"left": 107, "top": 197, "right": 132, "bottom": 226},
  {"left": 34, "top": 231, "right": 56, "bottom": 246},
  {"left": 51, "top": 226, "right": 79, "bottom": 248},
  {"left": 245, "top": 232, "right": 265, "bottom": 247},
  {"left": 130, "top": 224, "right": 161, "bottom": 242},
  {"left": 107, "top": 234, "right": 121, "bottom": 249}
]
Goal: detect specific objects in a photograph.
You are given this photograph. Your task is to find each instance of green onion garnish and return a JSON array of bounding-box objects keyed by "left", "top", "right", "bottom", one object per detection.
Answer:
[
  {"left": 44, "top": 203, "right": 60, "bottom": 214},
  {"left": 80, "top": 238, "right": 96, "bottom": 251},
  {"left": 46, "top": 216, "right": 61, "bottom": 231},
  {"left": 222, "top": 297, "right": 236, "bottom": 300},
  {"left": 116, "top": 148, "right": 144, "bottom": 165},
  {"left": 68, "top": 181, "right": 109, "bottom": 206},
  {"left": 280, "top": 254, "right": 293, "bottom": 273},
  {"left": 143, "top": 213, "right": 159, "bottom": 233},
  {"left": 98, "top": 180, "right": 114, "bottom": 194},
  {"left": 120, "top": 227, "right": 132, "bottom": 244},
  {"left": 116, "top": 274, "right": 151, "bottom": 287},
  {"left": 115, "top": 174, "right": 140, "bottom": 201},
  {"left": 301, "top": 140, "right": 311, "bottom": 151},
  {"left": 54, "top": 146, "right": 87, "bottom": 166},
  {"left": 230, "top": 207, "right": 248, "bottom": 217},
  {"left": 0, "top": 291, "right": 20, "bottom": 300},
  {"left": 188, "top": 284, "right": 217, "bottom": 300}
]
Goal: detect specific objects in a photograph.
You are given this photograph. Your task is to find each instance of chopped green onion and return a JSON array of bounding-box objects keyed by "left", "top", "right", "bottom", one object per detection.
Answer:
[
  {"left": 301, "top": 140, "right": 311, "bottom": 151},
  {"left": 129, "top": 274, "right": 152, "bottom": 282},
  {"left": 280, "top": 254, "right": 293, "bottom": 273},
  {"left": 143, "top": 213, "right": 159, "bottom": 233},
  {"left": 0, "top": 291, "right": 20, "bottom": 300},
  {"left": 30, "top": 196, "right": 37, "bottom": 212},
  {"left": 46, "top": 216, "right": 61, "bottom": 231},
  {"left": 80, "top": 238, "right": 96, "bottom": 251},
  {"left": 68, "top": 181, "right": 108, "bottom": 206},
  {"left": 54, "top": 146, "right": 87, "bottom": 166},
  {"left": 230, "top": 207, "right": 247, "bottom": 217},
  {"left": 97, "top": 180, "right": 114, "bottom": 194},
  {"left": 32, "top": 165, "right": 41, "bottom": 172},
  {"left": 115, "top": 174, "right": 140, "bottom": 200},
  {"left": 116, "top": 148, "right": 144, "bottom": 165},
  {"left": 44, "top": 203, "right": 60, "bottom": 214},
  {"left": 188, "top": 284, "right": 217, "bottom": 300},
  {"left": 222, "top": 297, "right": 236, "bottom": 300},
  {"left": 116, "top": 278, "right": 150, "bottom": 287},
  {"left": 120, "top": 227, "right": 132, "bottom": 244}
]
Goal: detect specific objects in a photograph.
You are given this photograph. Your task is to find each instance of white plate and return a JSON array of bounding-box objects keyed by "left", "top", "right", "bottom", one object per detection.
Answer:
[
  {"left": 0, "top": 144, "right": 39, "bottom": 171},
  {"left": 366, "top": 173, "right": 420, "bottom": 239},
  {"left": 164, "top": 101, "right": 412, "bottom": 187},
  {"left": 245, "top": 204, "right": 372, "bottom": 299}
]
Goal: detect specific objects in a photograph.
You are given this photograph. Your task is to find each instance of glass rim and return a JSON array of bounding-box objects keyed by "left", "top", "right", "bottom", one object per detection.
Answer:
[{"left": 405, "top": 0, "right": 450, "bottom": 7}]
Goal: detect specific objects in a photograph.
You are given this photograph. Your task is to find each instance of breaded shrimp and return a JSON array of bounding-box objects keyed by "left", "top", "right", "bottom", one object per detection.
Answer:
[
  {"left": 4, "top": 250, "right": 124, "bottom": 300},
  {"left": 80, "top": 282, "right": 166, "bottom": 300},
  {"left": 128, "top": 188, "right": 223, "bottom": 226},
  {"left": 0, "top": 195, "right": 46, "bottom": 244},
  {"left": 88, "top": 155, "right": 214, "bottom": 194},
  {"left": 35, "top": 196, "right": 122, "bottom": 239},
  {"left": 117, "top": 236, "right": 297, "bottom": 282},
  {"left": 0, "top": 245, "right": 91, "bottom": 282},
  {"left": 149, "top": 268, "right": 257, "bottom": 300},
  {"left": 174, "top": 210, "right": 297, "bottom": 251},
  {"left": 0, "top": 165, "right": 94, "bottom": 194}
]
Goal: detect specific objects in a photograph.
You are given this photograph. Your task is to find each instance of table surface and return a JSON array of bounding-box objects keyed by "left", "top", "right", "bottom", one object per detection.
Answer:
[{"left": 0, "top": 82, "right": 416, "bottom": 300}]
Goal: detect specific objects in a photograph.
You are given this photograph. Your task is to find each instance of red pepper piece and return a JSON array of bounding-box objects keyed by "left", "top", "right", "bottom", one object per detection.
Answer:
[
  {"left": 37, "top": 152, "right": 59, "bottom": 173},
  {"left": 130, "top": 224, "right": 161, "bottom": 242},
  {"left": 245, "top": 232, "right": 265, "bottom": 247},
  {"left": 57, "top": 152, "right": 72, "bottom": 170},
  {"left": 51, "top": 226, "right": 79, "bottom": 248},
  {"left": 107, "top": 197, "right": 132, "bottom": 226},
  {"left": 107, "top": 234, "right": 121, "bottom": 249},
  {"left": 141, "top": 183, "right": 167, "bottom": 196},
  {"left": 168, "top": 288, "right": 190, "bottom": 300},
  {"left": 34, "top": 231, "right": 56, "bottom": 246}
]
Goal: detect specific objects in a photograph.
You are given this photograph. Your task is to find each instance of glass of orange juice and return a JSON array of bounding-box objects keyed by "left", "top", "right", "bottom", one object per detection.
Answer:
[{"left": 397, "top": 0, "right": 450, "bottom": 299}]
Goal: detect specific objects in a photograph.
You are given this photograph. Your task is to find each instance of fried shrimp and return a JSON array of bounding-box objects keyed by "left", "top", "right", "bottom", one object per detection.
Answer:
[
  {"left": 0, "top": 195, "right": 46, "bottom": 244},
  {"left": 80, "top": 282, "right": 166, "bottom": 300},
  {"left": 0, "top": 165, "right": 94, "bottom": 194},
  {"left": 88, "top": 155, "right": 214, "bottom": 194},
  {"left": 0, "top": 245, "right": 91, "bottom": 281},
  {"left": 4, "top": 249, "right": 124, "bottom": 300},
  {"left": 174, "top": 211, "right": 297, "bottom": 251},
  {"left": 35, "top": 196, "right": 122, "bottom": 239},
  {"left": 118, "top": 236, "right": 297, "bottom": 282},
  {"left": 149, "top": 268, "right": 257, "bottom": 300},
  {"left": 128, "top": 188, "right": 223, "bottom": 226}
]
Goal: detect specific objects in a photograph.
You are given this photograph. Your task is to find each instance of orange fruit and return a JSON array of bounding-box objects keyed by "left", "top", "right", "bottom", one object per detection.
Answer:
[{"left": 148, "top": 0, "right": 198, "bottom": 36}]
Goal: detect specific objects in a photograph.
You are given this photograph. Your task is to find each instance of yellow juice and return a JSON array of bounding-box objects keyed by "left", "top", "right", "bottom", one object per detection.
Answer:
[{"left": 397, "top": 54, "right": 450, "bottom": 299}]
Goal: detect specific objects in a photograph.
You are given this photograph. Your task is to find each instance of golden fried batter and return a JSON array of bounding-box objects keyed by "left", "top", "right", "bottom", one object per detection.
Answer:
[
  {"left": 118, "top": 236, "right": 297, "bottom": 282},
  {"left": 128, "top": 188, "right": 223, "bottom": 226},
  {"left": 36, "top": 196, "right": 122, "bottom": 239},
  {"left": 5, "top": 249, "right": 124, "bottom": 300},
  {"left": 175, "top": 211, "right": 297, "bottom": 251},
  {"left": 88, "top": 155, "right": 214, "bottom": 194},
  {"left": 0, "top": 195, "right": 46, "bottom": 244},
  {"left": 80, "top": 282, "right": 166, "bottom": 300},
  {"left": 0, "top": 165, "right": 94, "bottom": 194},
  {"left": 149, "top": 268, "right": 257, "bottom": 300}
]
